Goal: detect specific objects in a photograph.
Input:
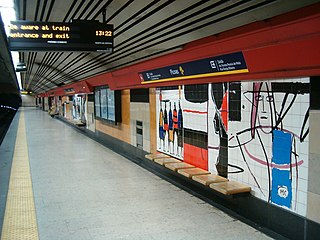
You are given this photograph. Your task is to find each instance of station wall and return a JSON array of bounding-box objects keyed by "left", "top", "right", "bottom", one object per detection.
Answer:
[
  {"left": 155, "top": 77, "right": 310, "bottom": 217},
  {"left": 21, "top": 94, "right": 36, "bottom": 107}
]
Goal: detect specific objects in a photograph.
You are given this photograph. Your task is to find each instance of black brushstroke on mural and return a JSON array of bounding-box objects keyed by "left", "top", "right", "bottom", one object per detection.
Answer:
[
  {"left": 184, "top": 128, "right": 207, "bottom": 149},
  {"left": 229, "top": 82, "right": 241, "bottom": 121},
  {"left": 211, "top": 83, "right": 228, "bottom": 178}
]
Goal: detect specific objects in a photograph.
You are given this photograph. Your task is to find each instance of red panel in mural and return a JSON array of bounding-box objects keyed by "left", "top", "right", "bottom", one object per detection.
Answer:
[{"left": 184, "top": 143, "right": 208, "bottom": 170}]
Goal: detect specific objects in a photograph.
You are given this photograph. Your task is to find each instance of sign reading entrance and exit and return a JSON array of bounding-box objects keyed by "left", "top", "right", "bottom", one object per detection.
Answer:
[
  {"left": 139, "top": 52, "right": 249, "bottom": 83},
  {"left": 8, "top": 20, "right": 113, "bottom": 52}
]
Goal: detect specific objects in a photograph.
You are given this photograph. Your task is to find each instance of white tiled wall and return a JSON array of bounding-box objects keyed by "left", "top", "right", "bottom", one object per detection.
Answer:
[
  {"left": 155, "top": 88, "right": 184, "bottom": 159},
  {"left": 154, "top": 78, "right": 310, "bottom": 217},
  {"left": 225, "top": 78, "right": 309, "bottom": 216},
  {"left": 130, "top": 102, "right": 150, "bottom": 152}
]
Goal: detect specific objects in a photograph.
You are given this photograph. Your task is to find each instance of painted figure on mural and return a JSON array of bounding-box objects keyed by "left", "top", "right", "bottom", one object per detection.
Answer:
[
  {"left": 177, "top": 101, "right": 184, "bottom": 157},
  {"left": 176, "top": 86, "right": 184, "bottom": 158},
  {"left": 172, "top": 102, "right": 178, "bottom": 156},
  {"left": 163, "top": 101, "right": 169, "bottom": 151},
  {"left": 228, "top": 80, "right": 309, "bottom": 210},
  {"left": 168, "top": 102, "right": 174, "bottom": 153},
  {"left": 157, "top": 87, "right": 184, "bottom": 159},
  {"left": 159, "top": 101, "right": 165, "bottom": 150}
]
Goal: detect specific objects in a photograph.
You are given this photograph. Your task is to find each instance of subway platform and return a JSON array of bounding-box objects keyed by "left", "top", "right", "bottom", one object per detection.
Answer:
[{"left": 0, "top": 107, "right": 275, "bottom": 240}]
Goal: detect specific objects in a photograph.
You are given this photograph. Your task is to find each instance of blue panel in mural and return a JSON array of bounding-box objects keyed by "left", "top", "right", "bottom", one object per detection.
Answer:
[
  {"left": 272, "top": 130, "right": 292, "bottom": 165},
  {"left": 271, "top": 130, "right": 292, "bottom": 208},
  {"left": 271, "top": 169, "right": 292, "bottom": 208}
]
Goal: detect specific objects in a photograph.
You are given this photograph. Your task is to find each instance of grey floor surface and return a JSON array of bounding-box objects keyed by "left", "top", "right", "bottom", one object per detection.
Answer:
[{"left": 21, "top": 107, "right": 273, "bottom": 240}]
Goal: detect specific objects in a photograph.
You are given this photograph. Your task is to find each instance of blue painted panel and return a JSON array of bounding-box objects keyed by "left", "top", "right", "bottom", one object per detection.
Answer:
[
  {"left": 271, "top": 130, "right": 292, "bottom": 208},
  {"left": 272, "top": 130, "right": 292, "bottom": 165},
  {"left": 271, "top": 169, "right": 292, "bottom": 208}
]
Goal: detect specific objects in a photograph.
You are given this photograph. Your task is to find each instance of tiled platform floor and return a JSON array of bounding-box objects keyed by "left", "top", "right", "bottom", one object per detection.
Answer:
[{"left": 2, "top": 108, "right": 273, "bottom": 240}]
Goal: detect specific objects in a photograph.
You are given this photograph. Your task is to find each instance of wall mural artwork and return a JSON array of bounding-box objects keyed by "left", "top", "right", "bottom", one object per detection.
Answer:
[
  {"left": 208, "top": 82, "right": 244, "bottom": 178},
  {"left": 156, "top": 78, "right": 309, "bottom": 216},
  {"left": 156, "top": 85, "right": 208, "bottom": 168},
  {"left": 208, "top": 83, "right": 230, "bottom": 177},
  {"left": 182, "top": 85, "right": 208, "bottom": 169},
  {"left": 209, "top": 78, "right": 310, "bottom": 215},
  {"left": 157, "top": 87, "right": 184, "bottom": 159}
]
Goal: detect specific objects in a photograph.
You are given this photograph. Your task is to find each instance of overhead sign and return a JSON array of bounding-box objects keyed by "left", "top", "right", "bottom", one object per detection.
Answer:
[
  {"left": 139, "top": 52, "right": 248, "bottom": 84},
  {"left": 8, "top": 20, "right": 113, "bottom": 52}
]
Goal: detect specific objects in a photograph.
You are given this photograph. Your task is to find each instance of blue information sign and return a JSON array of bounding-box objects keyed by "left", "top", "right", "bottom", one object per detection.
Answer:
[{"left": 139, "top": 51, "right": 248, "bottom": 83}]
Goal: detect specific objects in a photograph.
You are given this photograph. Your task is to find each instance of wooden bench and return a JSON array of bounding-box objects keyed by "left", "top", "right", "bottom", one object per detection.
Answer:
[
  {"left": 209, "top": 180, "right": 251, "bottom": 195},
  {"left": 73, "top": 120, "right": 86, "bottom": 126},
  {"left": 177, "top": 168, "right": 210, "bottom": 178},
  {"left": 146, "top": 153, "right": 251, "bottom": 196},
  {"left": 192, "top": 174, "right": 228, "bottom": 186},
  {"left": 145, "top": 153, "right": 172, "bottom": 161},
  {"left": 165, "top": 162, "right": 195, "bottom": 171},
  {"left": 154, "top": 158, "right": 182, "bottom": 165}
]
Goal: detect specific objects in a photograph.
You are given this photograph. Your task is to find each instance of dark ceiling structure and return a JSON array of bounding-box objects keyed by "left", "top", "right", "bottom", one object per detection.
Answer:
[{"left": 13, "top": 0, "right": 319, "bottom": 94}]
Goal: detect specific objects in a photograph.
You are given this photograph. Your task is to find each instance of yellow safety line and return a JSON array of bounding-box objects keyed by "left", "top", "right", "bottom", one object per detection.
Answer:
[{"left": 1, "top": 112, "right": 39, "bottom": 240}]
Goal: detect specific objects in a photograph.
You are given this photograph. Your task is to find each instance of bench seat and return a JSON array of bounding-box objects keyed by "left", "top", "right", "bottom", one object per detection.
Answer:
[
  {"left": 209, "top": 181, "right": 251, "bottom": 195},
  {"left": 165, "top": 162, "right": 195, "bottom": 171},
  {"left": 192, "top": 174, "right": 228, "bottom": 186},
  {"left": 154, "top": 158, "right": 181, "bottom": 165},
  {"left": 145, "top": 153, "right": 171, "bottom": 161},
  {"left": 177, "top": 168, "right": 210, "bottom": 178},
  {"left": 73, "top": 120, "right": 85, "bottom": 126},
  {"left": 146, "top": 153, "right": 251, "bottom": 197}
]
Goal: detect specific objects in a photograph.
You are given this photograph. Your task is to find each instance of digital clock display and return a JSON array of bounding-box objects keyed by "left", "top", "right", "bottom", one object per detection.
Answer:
[
  {"left": 8, "top": 20, "right": 114, "bottom": 52},
  {"left": 95, "top": 30, "right": 112, "bottom": 37}
]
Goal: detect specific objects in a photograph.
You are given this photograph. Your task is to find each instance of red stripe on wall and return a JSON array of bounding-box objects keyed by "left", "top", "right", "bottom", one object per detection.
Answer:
[{"left": 183, "top": 109, "right": 208, "bottom": 114}]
